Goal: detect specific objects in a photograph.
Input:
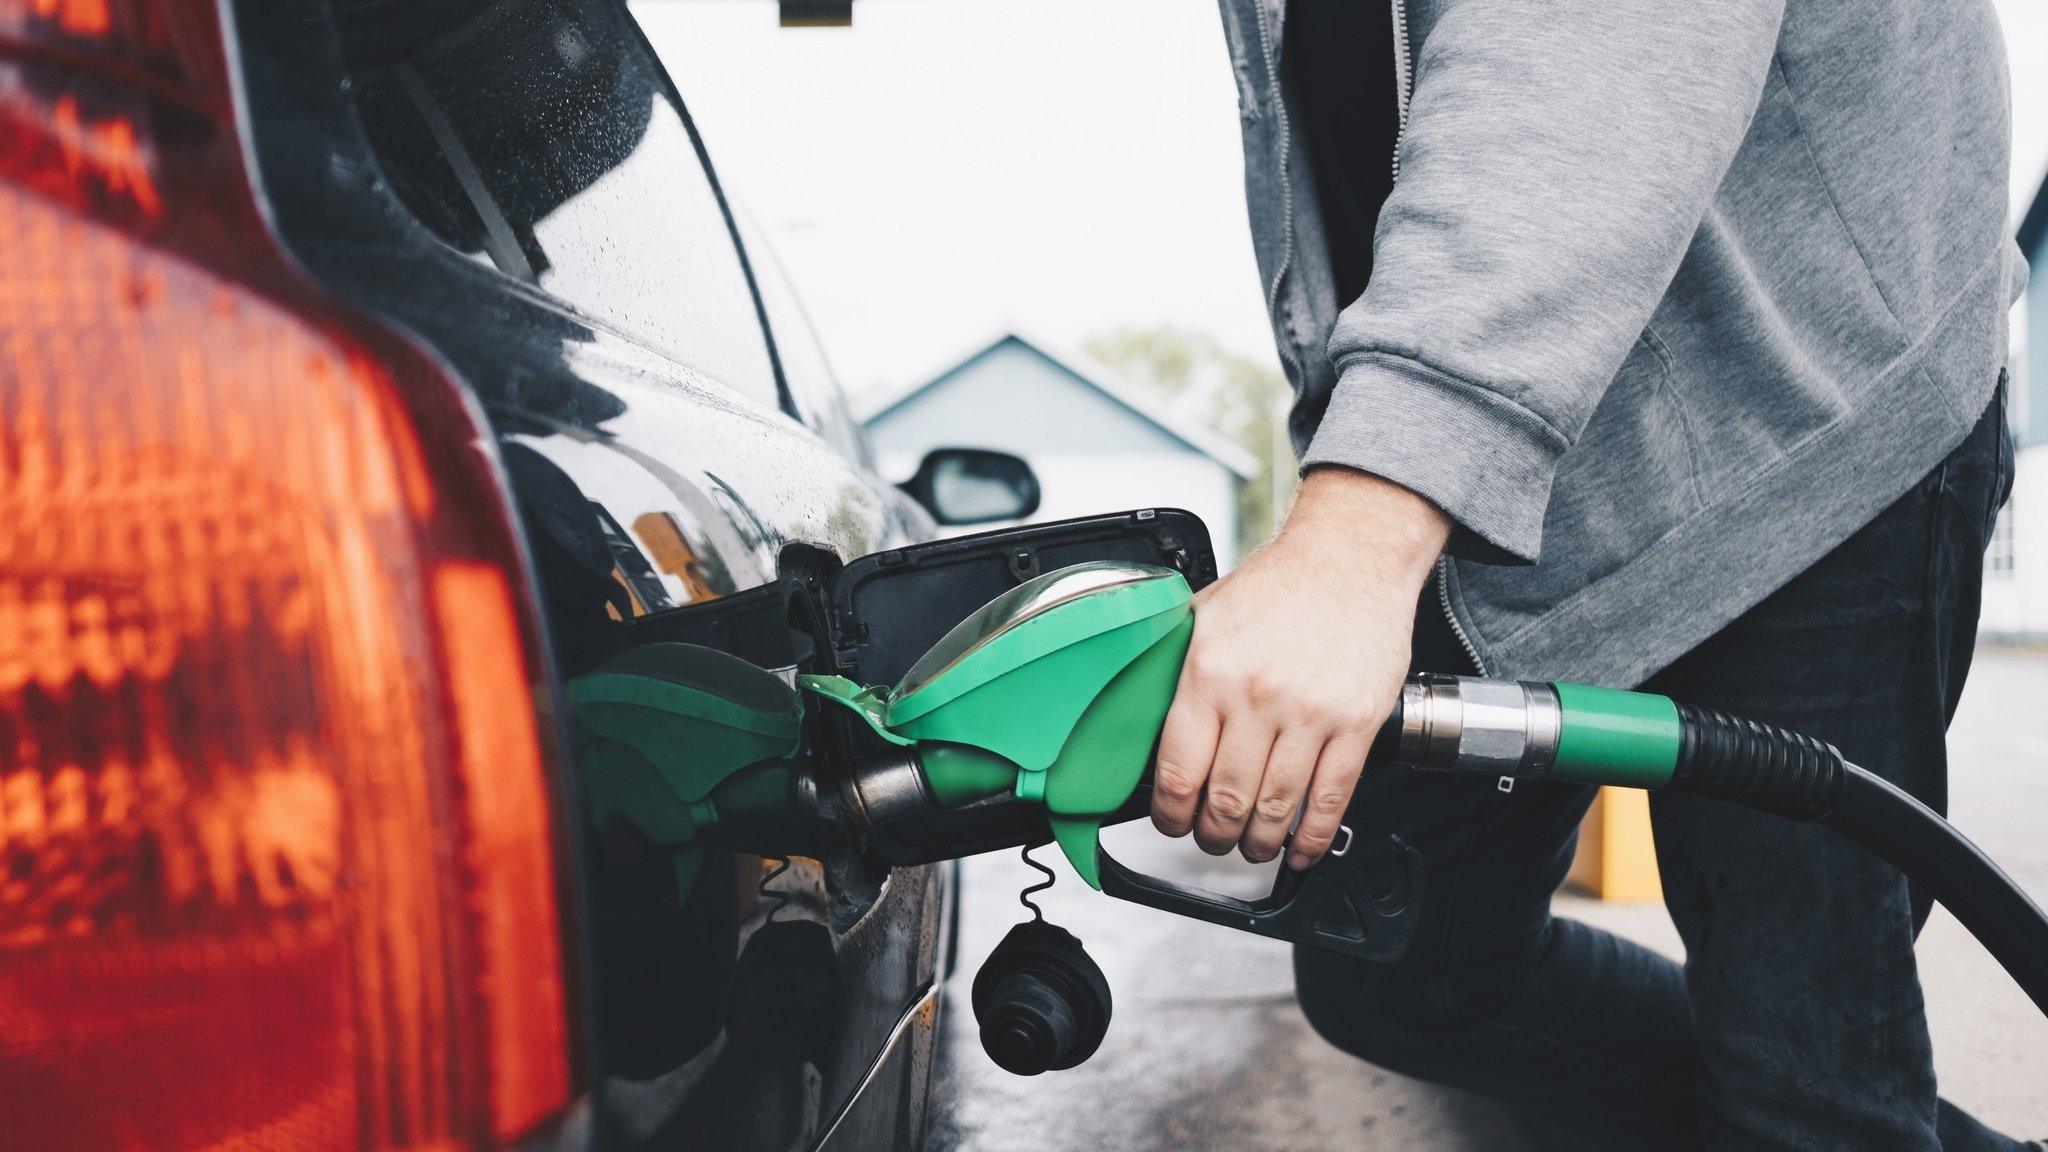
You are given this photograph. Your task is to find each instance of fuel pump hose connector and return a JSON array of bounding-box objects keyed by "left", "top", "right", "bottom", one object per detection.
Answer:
[
  {"left": 1385, "top": 675, "right": 1847, "bottom": 812},
  {"left": 1380, "top": 674, "right": 2048, "bottom": 1015}
]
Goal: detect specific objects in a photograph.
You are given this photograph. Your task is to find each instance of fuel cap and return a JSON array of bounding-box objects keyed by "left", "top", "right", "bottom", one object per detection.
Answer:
[{"left": 970, "top": 920, "right": 1112, "bottom": 1075}]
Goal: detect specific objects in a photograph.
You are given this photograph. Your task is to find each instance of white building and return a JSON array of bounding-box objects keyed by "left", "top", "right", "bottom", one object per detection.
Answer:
[
  {"left": 1981, "top": 173, "right": 2048, "bottom": 640},
  {"left": 863, "top": 333, "right": 1257, "bottom": 569}
]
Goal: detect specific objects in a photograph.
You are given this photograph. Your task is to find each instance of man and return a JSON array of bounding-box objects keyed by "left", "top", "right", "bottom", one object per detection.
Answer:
[{"left": 1153, "top": 0, "right": 2027, "bottom": 1147}]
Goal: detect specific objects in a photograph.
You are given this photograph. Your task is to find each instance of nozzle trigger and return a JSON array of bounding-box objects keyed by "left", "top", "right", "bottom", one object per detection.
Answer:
[{"left": 1093, "top": 832, "right": 1423, "bottom": 962}]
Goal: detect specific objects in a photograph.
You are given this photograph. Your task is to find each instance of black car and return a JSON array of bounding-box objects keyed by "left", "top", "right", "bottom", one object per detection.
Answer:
[{"left": 0, "top": 0, "right": 1050, "bottom": 1147}]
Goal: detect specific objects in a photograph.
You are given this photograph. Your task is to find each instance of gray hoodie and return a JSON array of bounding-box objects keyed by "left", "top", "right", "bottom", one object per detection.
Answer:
[{"left": 1219, "top": 0, "right": 2025, "bottom": 685}]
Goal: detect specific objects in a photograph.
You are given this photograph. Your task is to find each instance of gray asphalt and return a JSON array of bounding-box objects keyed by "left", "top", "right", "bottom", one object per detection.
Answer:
[{"left": 928, "top": 646, "right": 2048, "bottom": 1151}]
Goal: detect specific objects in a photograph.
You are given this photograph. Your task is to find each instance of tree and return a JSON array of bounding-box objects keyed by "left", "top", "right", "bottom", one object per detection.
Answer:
[{"left": 1083, "top": 327, "right": 1296, "bottom": 554}]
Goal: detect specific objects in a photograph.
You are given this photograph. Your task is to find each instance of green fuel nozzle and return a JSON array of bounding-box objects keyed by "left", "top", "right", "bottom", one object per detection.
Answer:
[
  {"left": 568, "top": 555, "right": 2048, "bottom": 1019},
  {"left": 561, "top": 563, "right": 1912, "bottom": 954}
]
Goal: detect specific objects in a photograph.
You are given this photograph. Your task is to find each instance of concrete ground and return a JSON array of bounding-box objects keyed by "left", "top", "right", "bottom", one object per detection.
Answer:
[{"left": 928, "top": 647, "right": 2048, "bottom": 1151}]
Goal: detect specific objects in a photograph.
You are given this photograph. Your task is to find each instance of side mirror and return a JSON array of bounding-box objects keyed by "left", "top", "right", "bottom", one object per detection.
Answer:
[{"left": 899, "top": 448, "right": 1041, "bottom": 526}]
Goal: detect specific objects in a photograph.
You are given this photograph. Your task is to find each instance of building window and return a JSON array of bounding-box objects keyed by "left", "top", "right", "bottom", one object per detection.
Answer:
[{"left": 1988, "top": 501, "right": 2015, "bottom": 580}]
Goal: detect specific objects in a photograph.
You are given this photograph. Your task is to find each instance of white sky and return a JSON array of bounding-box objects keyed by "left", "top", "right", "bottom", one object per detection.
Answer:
[{"left": 635, "top": 0, "right": 2048, "bottom": 399}]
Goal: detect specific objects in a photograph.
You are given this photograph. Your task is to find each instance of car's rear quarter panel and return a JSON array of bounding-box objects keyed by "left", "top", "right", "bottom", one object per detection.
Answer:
[{"left": 219, "top": 0, "right": 946, "bottom": 1146}]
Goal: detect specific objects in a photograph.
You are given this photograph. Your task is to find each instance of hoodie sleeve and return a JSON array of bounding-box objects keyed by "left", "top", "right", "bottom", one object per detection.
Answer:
[{"left": 1300, "top": 0, "right": 1786, "bottom": 562}]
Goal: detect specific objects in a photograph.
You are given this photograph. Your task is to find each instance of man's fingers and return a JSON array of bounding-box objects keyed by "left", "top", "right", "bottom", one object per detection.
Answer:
[
  {"left": 1151, "top": 691, "right": 1220, "bottom": 837},
  {"left": 1193, "top": 718, "right": 1275, "bottom": 855},
  {"left": 1240, "top": 729, "right": 1323, "bottom": 863},
  {"left": 1286, "top": 731, "right": 1371, "bottom": 871}
]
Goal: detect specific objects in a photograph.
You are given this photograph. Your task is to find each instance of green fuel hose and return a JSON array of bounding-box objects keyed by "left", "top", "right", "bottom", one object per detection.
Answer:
[{"left": 1380, "top": 675, "right": 2048, "bottom": 1015}]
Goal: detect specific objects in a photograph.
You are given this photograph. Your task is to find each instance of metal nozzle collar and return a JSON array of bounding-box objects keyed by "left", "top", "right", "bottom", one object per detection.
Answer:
[
  {"left": 1394, "top": 675, "right": 1562, "bottom": 781},
  {"left": 844, "top": 749, "right": 934, "bottom": 835}
]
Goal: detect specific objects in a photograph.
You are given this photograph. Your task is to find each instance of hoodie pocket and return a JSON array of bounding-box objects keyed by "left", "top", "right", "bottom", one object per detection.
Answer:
[
  {"left": 1464, "top": 337, "right": 1703, "bottom": 625},
  {"left": 1645, "top": 66, "right": 1888, "bottom": 492}
]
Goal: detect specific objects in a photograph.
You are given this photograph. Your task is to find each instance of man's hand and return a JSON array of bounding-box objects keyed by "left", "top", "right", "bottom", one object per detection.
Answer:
[{"left": 1150, "top": 468, "right": 1452, "bottom": 871}]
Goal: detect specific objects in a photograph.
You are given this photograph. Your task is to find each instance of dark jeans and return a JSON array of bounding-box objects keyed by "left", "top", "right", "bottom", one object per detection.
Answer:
[{"left": 1296, "top": 389, "right": 2019, "bottom": 1151}]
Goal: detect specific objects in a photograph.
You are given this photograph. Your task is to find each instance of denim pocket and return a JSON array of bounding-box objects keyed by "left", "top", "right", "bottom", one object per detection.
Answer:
[
  {"left": 1991, "top": 370, "right": 2016, "bottom": 528},
  {"left": 1919, "top": 378, "right": 2009, "bottom": 598}
]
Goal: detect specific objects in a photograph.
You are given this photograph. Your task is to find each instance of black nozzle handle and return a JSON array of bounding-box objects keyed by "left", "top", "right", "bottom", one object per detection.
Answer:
[
  {"left": 1084, "top": 693, "right": 1423, "bottom": 963},
  {"left": 1095, "top": 831, "right": 1423, "bottom": 962}
]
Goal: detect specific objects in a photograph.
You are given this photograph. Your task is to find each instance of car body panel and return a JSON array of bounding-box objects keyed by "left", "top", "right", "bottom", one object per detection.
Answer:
[{"left": 220, "top": 0, "right": 945, "bottom": 1146}]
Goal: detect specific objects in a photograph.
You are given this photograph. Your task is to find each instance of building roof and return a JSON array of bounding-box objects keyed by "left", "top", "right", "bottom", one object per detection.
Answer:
[
  {"left": 2021, "top": 166, "right": 2048, "bottom": 256},
  {"left": 860, "top": 330, "right": 1261, "bottom": 480}
]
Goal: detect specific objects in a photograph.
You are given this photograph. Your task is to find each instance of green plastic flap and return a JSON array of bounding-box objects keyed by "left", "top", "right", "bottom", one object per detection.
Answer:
[
  {"left": 1550, "top": 682, "right": 1682, "bottom": 788},
  {"left": 572, "top": 644, "right": 804, "bottom": 863},
  {"left": 799, "top": 674, "right": 915, "bottom": 747}
]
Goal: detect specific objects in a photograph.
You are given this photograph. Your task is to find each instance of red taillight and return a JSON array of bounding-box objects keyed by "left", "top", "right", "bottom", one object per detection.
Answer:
[
  {"left": 0, "top": 3, "right": 578, "bottom": 1149},
  {"left": 0, "top": 0, "right": 207, "bottom": 65}
]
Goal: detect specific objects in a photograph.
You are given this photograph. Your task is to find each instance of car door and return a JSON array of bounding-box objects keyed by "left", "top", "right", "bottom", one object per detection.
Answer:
[{"left": 225, "top": 0, "right": 946, "bottom": 1146}]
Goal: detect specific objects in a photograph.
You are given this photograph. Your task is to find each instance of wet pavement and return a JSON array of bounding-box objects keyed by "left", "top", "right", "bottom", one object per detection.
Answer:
[{"left": 928, "top": 647, "right": 2048, "bottom": 1151}]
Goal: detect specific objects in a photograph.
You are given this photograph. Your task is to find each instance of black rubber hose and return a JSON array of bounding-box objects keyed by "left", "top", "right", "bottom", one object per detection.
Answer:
[
  {"left": 1670, "top": 702, "right": 2048, "bottom": 1016},
  {"left": 1668, "top": 701, "right": 1843, "bottom": 819},
  {"left": 1820, "top": 761, "right": 2048, "bottom": 1017}
]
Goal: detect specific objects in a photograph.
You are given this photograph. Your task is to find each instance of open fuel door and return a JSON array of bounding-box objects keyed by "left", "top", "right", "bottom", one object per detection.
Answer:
[{"left": 818, "top": 508, "right": 1219, "bottom": 687}]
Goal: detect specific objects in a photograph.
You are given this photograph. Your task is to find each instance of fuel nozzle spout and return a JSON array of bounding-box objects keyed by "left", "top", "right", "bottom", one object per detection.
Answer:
[
  {"left": 842, "top": 743, "right": 1023, "bottom": 835},
  {"left": 835, "top": 743, "right": 1105, "bottom": 868},
  {"left": 840, "top": 747, "right": 938, "bottom": 836}
]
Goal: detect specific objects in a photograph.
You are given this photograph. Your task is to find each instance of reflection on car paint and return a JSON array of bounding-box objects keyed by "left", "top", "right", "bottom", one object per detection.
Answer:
[{"left": 232, "top": 0, "right": 946, "bottom": 1146}]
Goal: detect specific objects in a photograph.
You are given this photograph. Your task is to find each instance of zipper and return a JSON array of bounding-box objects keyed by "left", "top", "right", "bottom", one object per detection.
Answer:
[
  {"left": 1389, "top": 0, "right": 1413, "bottom": 182},
  {"left": 1398, "top": 4, "right": 1463, "bottom": 667},
  {"left": 1435, "top": 555, "right": 1485, "bottom": 675},
  {"left": 1250, "top": 0, "right": 1297, "bottom": 373}
]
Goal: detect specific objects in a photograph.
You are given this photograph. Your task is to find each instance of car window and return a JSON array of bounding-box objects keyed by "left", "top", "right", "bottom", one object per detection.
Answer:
[
  {"left": 733, "top": 210, "right": 874, "bottom": 468},
  {"left": 334, "top": 0, "right": 781, "bottom": 409}
]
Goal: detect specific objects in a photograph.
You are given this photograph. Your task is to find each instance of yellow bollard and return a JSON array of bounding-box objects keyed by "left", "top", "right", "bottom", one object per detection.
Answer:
[{"left": 1568, "top": 786, "right": 1664, "bottom": 901}]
